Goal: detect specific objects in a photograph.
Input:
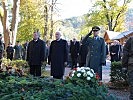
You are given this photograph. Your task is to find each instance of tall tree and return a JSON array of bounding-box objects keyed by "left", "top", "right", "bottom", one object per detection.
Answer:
[
  {"left": 85, "top": 0, "right": 131, "bottom": 31},
  {"left": 50, "top": 0, "right": 58, "bottom": 39},
  {"left": 2, "top": 1, "right": 10, "bottom": 47},
  {"left": 11, "top": 0, "right": 20, "bottom": 46},
  {"left": 0, "top": 0, "right": 20, "bottom": 47},
  {"left": 17, "top": 0, "right": 44, "bottom": 41}
]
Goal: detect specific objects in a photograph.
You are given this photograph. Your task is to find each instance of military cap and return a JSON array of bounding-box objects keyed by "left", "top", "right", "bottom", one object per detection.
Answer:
[{"left": 92, "top": 26, "right": 100, "bottom": 31}]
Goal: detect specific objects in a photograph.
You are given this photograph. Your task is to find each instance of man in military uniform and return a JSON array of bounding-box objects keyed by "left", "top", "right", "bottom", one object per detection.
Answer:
[
  {"left": 122, "top": 37, "right": 133, "bottom": 99},
  {"left": 81, "top": 26, "right": 106, "bottom": 80}
]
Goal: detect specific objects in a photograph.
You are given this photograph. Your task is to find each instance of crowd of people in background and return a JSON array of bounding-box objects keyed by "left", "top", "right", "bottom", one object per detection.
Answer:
[
  {"left": 0, "top": 27, "right": 128, "bottom": 78},
  {"left": 0, "top": 28, "right": 126, "bottom": 75},
  {"left": 0, "top": 27, "right": 132, "bottom": 99}
]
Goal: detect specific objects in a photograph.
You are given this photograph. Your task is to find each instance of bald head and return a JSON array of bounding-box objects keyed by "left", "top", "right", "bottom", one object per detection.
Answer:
[{"left": 55, "top": 31, "right": 61, "bottom": 40}]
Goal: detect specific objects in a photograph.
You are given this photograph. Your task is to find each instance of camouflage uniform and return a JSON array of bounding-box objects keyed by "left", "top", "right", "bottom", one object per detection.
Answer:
[{"left": 122, "top": 37, "right": 133, "bottom": 99}]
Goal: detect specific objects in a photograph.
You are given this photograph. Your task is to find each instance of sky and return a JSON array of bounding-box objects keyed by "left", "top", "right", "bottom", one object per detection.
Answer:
[
  {"left": 56, "top": 0, "right": 133, "bottom": 20},
  {"left": 56, "top": 0, "right": 94, "bottom": 19}
]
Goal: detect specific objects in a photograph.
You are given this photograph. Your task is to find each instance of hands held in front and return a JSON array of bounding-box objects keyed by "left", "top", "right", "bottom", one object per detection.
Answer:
[{"left": 64, "top": 62, "right": 67, "bottom": 67}]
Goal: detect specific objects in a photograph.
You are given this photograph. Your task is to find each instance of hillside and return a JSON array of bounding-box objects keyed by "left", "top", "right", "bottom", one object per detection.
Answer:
[{"left": 58, "top": 16, "right": 85, "bottom": 40}]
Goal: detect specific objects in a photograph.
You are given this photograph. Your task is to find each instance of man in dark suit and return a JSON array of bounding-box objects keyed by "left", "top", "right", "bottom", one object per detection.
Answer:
[
  {"left": 79, "top": 43, "right": 88, "bottom": 67},
  {"left": 70, "top": 38, "right": 80, "bottom": 69},
  {"left": 49, "top": 31, "right": 68, "bottom": 79},
  {"left": 6, "top": 43, "right": 14, "bottom": 61},
  {"left": 26, "top": 32, "right": 46, "bottom": 76}
]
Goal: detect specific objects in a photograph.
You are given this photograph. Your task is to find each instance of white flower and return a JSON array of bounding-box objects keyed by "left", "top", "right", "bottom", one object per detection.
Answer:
[
  {"left": 85, "top": 67, "right": 90, "bottom": 70},
  {"left": 77, "top": 73, "right": 81, "bottom": 77},
  {"left": 91, "top": 69, "right": 94, "bottom": 73},
  {"left": 81, "top": 67, "right": 84, "bottom": 69},
  {"left": 72, "top": 74, "right": 74, "bottom": 77},
  {"left": 89, "top": 73, "right": 94, "bottom": 77},
  {"left": 77, "top": 67, "right": 81, "bottom": 71},
  {"left": 72, "top": 70, "right": 75, "bottom": 73},
  {"left": 87, "top": 77, "right": 91, "bottom": 81},
  {"left": 83, "top": 73, "right": 87, "bottom": 77},
  {"left": 87, "top": 71, "right": 91, "bottom": 75},
  {"left": 81, "top": 69, "right": 85, "bottom": 73}
]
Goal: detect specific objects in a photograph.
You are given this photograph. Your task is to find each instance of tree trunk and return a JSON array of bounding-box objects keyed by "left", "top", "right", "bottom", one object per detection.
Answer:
[
  {"left": 50, "top": 0, "right": 54, "bottom": 39},
  {"left": 44, "top": 2, "right": 48, "bottom": 40},
  {"left": 2, "top": 2, "right": 10, "bottom": 48},
  {"left": 11, "top": 0, "right": 20, "bottom": 46}
]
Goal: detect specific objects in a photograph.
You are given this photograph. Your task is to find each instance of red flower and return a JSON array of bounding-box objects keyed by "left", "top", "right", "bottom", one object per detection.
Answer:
[
  {"left": 73, "top": 68, "right": 77, "bottom": 71},
  {"left": 96, "top": 73, "right": 100, "bottom": 80}
]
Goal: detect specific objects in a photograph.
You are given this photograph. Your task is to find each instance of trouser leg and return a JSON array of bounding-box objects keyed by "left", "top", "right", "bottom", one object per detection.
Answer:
[
  {"left": 73, "top": 58, "right": 77, "bottom": 68},
  {"left": 71, "top": 57, "right": 74, "bottom": 69},
  {"left": 35, "top": 65, "right": 41, "bottom": 76},
  {"left": 53, "top": 75, "right": 63, "bottom": 79},
  {"left": 128, "top": 70, "right": 133, "bottom": 100},
  {"left": 30, "top": 65, "right": 35, "bottom": 76},
  {"left": 98, "top": 66, "right": 102, "bottom": 80}
]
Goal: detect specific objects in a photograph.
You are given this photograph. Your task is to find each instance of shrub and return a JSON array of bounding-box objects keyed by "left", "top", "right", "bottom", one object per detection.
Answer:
[
  {"left": 110, "top": 61, "right": 128, "bottom": 88},
  {"left": 0, "top": 67, "right": 116, "bottom": 100},
  {"left": 0, "top": 76, "right": 116, "bottom": 100},
  {"left": 2, "top": 58, "right": 29, "bottom": 69},
  {"left": 1, "top": 58, "right": 29, "bottom": 76}
]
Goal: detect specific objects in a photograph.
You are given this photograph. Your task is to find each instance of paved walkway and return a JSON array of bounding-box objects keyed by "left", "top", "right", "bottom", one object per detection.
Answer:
[
  {"left": 46, "top": 60, "right": 111, "bottom": 82},
  {"left": 63, "top": 60, "right": 111, "bottom": 83}
]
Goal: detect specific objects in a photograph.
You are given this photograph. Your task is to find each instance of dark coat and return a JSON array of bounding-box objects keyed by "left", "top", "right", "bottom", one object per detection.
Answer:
[
  {"left": 14, "top": 45, "right": 23, "bottom": 60},
  {"left": 106, "top": 44, "right": 109, "bottom": 55},
  {"left": 26, "top": 39, "right": 46, "bottom": 65},
  {"left": 82, "top": 36, "right": 106, "bottom": 79},
  {"left": 49, "top": 39, "right": 68, "bottom": 77},
  {"left": 122, "top": 37, "right": 133, "bottom": 71},
  {"left": 22, "top": 42, "right": 28, "bottom": 60},
  {"left": 0, "top": 40, "right": 4, "bottom": 59},
  {"left": 6, "top": 46, "right": 14, "bottom": 60},
  {"left": 109, "top": 45, "right": 120, "bottom": 62},
  {"left": 79, "top": 44, "right": 88, "bottom": 66},
  {"left": 70, "top": 41, "right": 80, "bottom": 58}
]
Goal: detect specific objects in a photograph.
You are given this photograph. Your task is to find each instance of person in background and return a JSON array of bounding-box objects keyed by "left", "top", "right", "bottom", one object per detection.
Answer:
[
  {"left": 81, "top": 26, "right": 106, "bottom": 80},
  {"left": 6, "top": 43, "right": 14, "bottom": 60},
  {"left": 0, "top": 34, "right": 4, "bottom": 69},
  {"left": 122, "top": 37, "right": 133, "bottom": 99},
  {"left": 49, "top": 31, "right": 68, "bottom": 79},
  {"left": 109, "top": 40, "right": 122, "bottom": 62},
  {"left": 14, "top": 41, "right": 23, "bottom": 60},
  {"left": 26, "top": 32, "right": 46, "bottom": 76},
  {"left": 79, "top": 43, "right": 88, "bottom": 67},
  {"left": 67, "top": 40, "right": 72, "bottom": 68},
  {"left": 70, "top": 38, "right": 80, "bottom": 69},
  {"left": 45, "top": 40, "right": 50, "bottom": 64},
  {"left": 22, "top": 41, "right": 29, "bottom": 60}
]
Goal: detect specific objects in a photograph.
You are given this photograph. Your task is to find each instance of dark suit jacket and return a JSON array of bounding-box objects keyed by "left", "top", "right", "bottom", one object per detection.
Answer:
[
  {"left": 70, "top": 41, "right": 80, "bottom": 58},
  {"left": 26, "top": 39, "right": 46, "bottom": 65},
  {"left": 49, "top": 39, "right": 68, "bottom": 77}
]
